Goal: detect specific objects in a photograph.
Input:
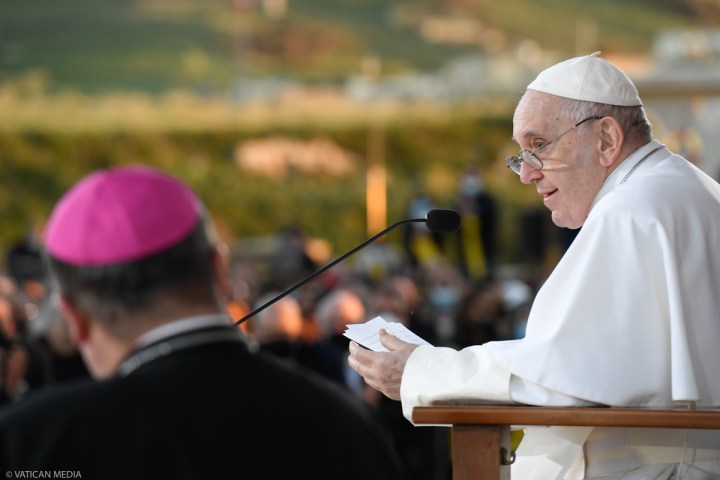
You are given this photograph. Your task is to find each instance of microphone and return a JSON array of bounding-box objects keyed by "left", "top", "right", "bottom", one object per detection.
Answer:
[
  {"left": 425, "top": 208, "right": 461, "bottom": 234},
  {"left": 232, "top": 209, "right": 461, "bottom": 327}
]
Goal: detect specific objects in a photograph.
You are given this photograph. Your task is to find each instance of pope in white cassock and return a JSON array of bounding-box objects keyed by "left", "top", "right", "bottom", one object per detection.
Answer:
[{"left": 348, "top": 52, "right": 720, "bottom": 479}]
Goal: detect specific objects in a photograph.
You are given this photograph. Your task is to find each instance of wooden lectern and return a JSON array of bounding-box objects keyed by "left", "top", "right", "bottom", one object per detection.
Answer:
[{"left": 412, "top": 405, "right": 720, "bottom": 480}]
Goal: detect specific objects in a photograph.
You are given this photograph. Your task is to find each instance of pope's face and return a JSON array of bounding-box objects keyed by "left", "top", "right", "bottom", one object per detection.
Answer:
[{"left": 512, "top": 91, "right": 607, "bottom": 229}]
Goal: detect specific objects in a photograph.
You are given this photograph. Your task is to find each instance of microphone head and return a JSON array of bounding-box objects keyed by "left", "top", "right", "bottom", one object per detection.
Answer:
[{"left": 425, "top": 209, "right": 461, "bottom": 233}]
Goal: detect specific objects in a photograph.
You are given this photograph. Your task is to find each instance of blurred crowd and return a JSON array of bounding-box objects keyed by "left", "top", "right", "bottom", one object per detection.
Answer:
[
  {"left": 0, "top": 167, "right": 552, "bottom": 480},
  {"left": 0, "top": 232, "right": 90, "bottom": 406},
  {"left": 225, "top": 168, "right": 544, "bottom": 480}
]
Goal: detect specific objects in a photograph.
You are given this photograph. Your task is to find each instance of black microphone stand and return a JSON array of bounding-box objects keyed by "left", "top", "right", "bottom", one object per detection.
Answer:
[{"left": 232, "top": 217, "right": 426, "bottom": 328}]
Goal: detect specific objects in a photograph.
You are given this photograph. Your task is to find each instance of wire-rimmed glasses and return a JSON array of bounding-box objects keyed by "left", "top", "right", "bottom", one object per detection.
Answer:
[{"left": 504, "top": 116, "right": 602, "bottom": 174}]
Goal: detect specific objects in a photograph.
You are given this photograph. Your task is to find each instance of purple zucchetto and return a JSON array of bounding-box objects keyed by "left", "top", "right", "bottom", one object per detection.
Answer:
[{"left": 44, "top": 165, "right": 202, "bottom": 266}]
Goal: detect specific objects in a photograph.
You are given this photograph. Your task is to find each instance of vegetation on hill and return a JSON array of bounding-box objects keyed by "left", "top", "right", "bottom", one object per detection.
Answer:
[
  {"left": 0, "top": 0, "right": 701, "bottom": 93},
  {"left": 0, "top": 0, "right": 711, "bottom": 270}
]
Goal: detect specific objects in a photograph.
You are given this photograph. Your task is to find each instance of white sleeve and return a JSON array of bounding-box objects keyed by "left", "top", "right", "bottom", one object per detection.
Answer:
[
  {"left": 400, "top": 345, "right": 598, "bottom": 422},
  {"left": 400, "top": 345, "right": 513, "bottom": 421},
  {"left": 510, "top": 376, "right": 600, "bottom": 407}
]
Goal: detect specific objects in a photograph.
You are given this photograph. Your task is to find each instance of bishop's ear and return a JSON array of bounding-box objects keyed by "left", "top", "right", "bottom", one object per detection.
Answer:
[
  {"left": 211, "top": 246, "right": 232, "bottom": 302},
  {"left": 56, "top": 294, "right": 90, "bottom": 345},
  {"left": 597, "top": 116, "right": 624, "bottom": 167}
]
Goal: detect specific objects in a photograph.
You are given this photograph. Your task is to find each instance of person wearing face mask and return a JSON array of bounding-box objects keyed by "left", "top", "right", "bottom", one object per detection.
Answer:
[
  {"left": 348, "top": 52, "right": 720, "bottom": 479},
  {"left": 448, "top": 168, "right": 500, "bottom": 282}
]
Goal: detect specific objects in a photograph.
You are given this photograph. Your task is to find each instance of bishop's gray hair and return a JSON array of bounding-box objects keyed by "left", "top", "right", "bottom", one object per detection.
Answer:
[{"left": 46, "top": 211, "right": 219, "bottom": 337}]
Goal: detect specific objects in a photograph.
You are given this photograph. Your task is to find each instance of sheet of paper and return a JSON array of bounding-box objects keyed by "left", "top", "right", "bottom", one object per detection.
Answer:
[{"left": 343, "top": 315, "right": 432, "bottom": 352}]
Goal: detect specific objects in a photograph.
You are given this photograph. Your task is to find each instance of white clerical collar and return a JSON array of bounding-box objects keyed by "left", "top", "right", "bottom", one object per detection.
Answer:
[
  {"left": 133, "top": 313, "right": 231, "bottom": 350},
  {"left": 591, "top": 140, "right": 665, "bottom": 209},
  {"left": 610, "top": 140, "right": 666, "bottom": 187}
]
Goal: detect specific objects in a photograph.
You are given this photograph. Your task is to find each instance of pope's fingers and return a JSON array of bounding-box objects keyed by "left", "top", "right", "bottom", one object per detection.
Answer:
[
  {"left": 348, "top": 341, "right": 368, "bottom": 365},
  {"left": 348, "top": 342, "right": 386, "bottom": 378},
  {"left": 350, "top": 342, "right": 380, "bottom": 367},
  {"left": 348, "top": 341, "right": 376, "bottom": 376},
  {"left": 348, "top": 341, "right": 406, "bottom": 401},
  {"left": 348, "top": 341, "right": 363, "bottom": 374},
  {"left": 378, "top": 328, "right": 413, "bottom": 351}
]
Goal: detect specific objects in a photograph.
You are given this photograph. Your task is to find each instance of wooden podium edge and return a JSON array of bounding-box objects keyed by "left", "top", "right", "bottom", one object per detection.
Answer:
[{"left": 412, "top": 405, "right": 720, "bottom": 430}]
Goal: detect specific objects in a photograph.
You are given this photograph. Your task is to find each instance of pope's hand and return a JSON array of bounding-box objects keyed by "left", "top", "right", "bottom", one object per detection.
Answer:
[{"left": 347, "top": 329, "right": 419, "bottom": 401}]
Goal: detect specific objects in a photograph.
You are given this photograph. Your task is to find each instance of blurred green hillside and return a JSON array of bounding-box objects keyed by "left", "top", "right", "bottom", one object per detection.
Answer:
[
  {"left": 0, "top": 0, "right": 712, "bottom": 272},
  {"left": 0, "top": 0, "right": 700, "bottom": 92}
]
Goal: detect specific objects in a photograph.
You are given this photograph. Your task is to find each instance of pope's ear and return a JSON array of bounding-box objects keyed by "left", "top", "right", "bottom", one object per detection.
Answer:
[
  {"left": 597, "top": 116, "right": 624, "bottom": 167},
  {"left": 56, "top": 295, "right": 90, "bottom": 345}
]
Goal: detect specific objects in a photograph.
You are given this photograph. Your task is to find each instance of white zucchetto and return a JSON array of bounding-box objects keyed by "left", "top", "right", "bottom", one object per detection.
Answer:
[{"left": 527, "top": 52, "right": 642, "bottom": 107}]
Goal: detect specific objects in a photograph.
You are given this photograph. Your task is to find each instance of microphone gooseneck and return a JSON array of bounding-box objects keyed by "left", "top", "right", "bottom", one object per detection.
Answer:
[{"left": 232, "top": 209, "right": 461, "bottom": 327}]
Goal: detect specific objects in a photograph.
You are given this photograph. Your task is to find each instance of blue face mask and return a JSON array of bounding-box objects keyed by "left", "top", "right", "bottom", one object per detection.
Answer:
[
  {"left": 459, "top": 175, "right": 483, "bottom": 197},
  {"left": 430, "top": 285, "right": 460, "bottom": 311}
]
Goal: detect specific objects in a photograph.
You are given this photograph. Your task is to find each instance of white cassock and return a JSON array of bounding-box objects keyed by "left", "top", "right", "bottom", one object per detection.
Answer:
[{"left": 401, "top": 141, "right": 720, "bottom": 479}]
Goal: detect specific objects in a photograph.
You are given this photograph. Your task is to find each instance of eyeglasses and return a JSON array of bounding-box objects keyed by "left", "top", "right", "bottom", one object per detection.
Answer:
[{"left": 504, "top": 116, "right": 602, "bottom": 175}]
